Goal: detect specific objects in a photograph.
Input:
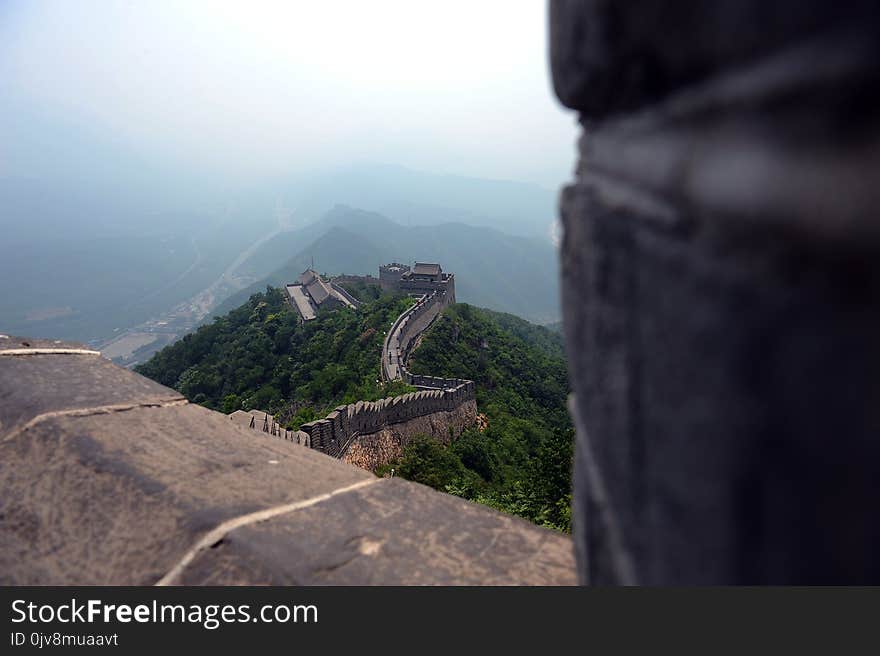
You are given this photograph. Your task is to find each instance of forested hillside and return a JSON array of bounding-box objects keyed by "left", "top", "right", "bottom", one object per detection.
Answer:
[
  {"left": 399, "top": 304, "right": 573, "bottom": 531},
  {"left": 136, "top": 288, "right": 574, "bottom": 531},
  {"left": 134, "top": 286, "right": 414, "bottom": 427}
]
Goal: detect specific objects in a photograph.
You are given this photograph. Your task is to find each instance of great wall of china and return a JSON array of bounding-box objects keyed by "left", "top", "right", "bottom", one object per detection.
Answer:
[{"left": 229, "top": 273, "right": 478, "bottom": 470}]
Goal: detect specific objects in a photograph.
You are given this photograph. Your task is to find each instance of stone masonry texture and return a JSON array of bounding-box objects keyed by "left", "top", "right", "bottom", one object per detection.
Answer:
[
  {"left": 343, "top": 400, "right": 478, "bottom": 471},
  {"left": 0, "top": 343, "right": 575, "bottom": 584},
  {"left": 551, "top": 0, "right": 880, "bottom": 583},
  {"left": 299, "top": 287, "right": 476, "bottom": 462}
]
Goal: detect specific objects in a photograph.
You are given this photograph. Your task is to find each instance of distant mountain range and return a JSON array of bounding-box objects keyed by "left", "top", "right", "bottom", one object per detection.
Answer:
[
  {"left": 285, "top": 162, "right": 558, "bottom": 240},
  {"left": 213, "top": 205, "right": 561, "bottom": 325},
  {"left": 0, "top": 162, "right": 560, "bottom": 343}
]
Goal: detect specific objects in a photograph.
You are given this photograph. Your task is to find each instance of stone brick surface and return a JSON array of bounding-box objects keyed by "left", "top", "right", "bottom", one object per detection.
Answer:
[
  {"left": 561, "top": 183, "right": 880, "bottom": 584},
  {"left": 0, "top": 347, "right": 183, "bottom": 442},
  {"left": 343, "top": 400, "right": 478, "bottom": 471},
  {"left": 177, "top": 478, "right": 576, "bottom": 586},
  {"left": 551, "top": 0, "right": 880, "bottom": 583},
  {"left": 0, "top": 351, "right": 575, "bottom": 585},
  {"left": 0, "top": 402, "right": 372, "bottom": 585}
]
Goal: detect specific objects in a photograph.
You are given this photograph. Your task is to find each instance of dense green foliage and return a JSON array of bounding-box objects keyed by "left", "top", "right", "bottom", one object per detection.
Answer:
[
  {"left": 135, "top": 285, "right": 415, "bottom": 426},
  {"left": 137, "top": 289, "right": 574, "bottom": 532},
  {"left": 386, "top": 304, "right": 574, "bottom": 532},
  {"left": 337, "top": 279, "right": 384, "bottom": 303}
]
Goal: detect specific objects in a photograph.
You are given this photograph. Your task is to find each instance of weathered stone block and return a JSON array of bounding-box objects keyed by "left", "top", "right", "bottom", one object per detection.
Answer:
[
  {"left": 0, "top": 401, "right": 372, "bottom": 584},
  {"left": 549, "top": 0, "right": 879, "bottom": 117},
  {"left": 553, "top": 0, "right": 880, "bottom": 584},
  {"left": 176, "top": 478, "right": 575, "bottom": 586}
]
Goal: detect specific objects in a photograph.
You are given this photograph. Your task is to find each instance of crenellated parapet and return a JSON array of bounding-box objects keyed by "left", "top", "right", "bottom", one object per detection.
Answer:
[
  {"left": 299, "top": 382, "right": 475, "bottom": 459},
  {"left": 296, "top": 286, "right": 476, "bottom": 460},
  {"left": 228, "top": 408, "right": 311, "bottom": 447},
  {"left": 235, "top": 276, "right": 475, "bottom": 463},
  {"left": 382, "top": 289, "right": 455, "bottom": 384}
]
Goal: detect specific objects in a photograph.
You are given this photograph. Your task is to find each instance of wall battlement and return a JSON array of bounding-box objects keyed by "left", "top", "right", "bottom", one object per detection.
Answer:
[
  {"left": 302, "top": 285, "right": 475, "bottom": 460},
  {"left": 241, "top": 272, "right": 476, "bottom": 464},
  {"left": 299, "top": 381, "right": 476, "bottom": 458},
  {"left": 381, "top": 288, "right": 456, "bottom": 386}
]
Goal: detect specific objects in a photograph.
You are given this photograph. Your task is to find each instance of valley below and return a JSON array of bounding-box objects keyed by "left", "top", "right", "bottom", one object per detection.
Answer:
[{"left": 97, "top": 215, "right": 297, "bottom": 367}]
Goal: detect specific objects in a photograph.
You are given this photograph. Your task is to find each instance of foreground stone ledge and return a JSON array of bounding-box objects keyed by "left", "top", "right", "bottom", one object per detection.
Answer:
[
  {"left": 0, "top": 342, "right": 576, "bottom": 585},
  {"left": 0, "top": 336, "right": 182, "bottom": 442},
  {"left": 0, "top": 335, "right": 89, "bottom": 352},
  {"left": 177, "top": 478, "right": 576, "bottom": 586}
]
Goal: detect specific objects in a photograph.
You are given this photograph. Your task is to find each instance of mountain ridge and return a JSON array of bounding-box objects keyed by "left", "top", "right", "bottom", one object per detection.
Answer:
[{"left": 213, "top": 204, "right": 560, "bottom": 324}]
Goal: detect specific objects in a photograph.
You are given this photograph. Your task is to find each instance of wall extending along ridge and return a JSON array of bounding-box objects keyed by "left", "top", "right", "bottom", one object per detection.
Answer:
[
  {"left": 227, "top": 286, "right": 476, "bottom": 464},
  {"left": 343, "top": 402, "right": 478, "bottom": 471},
  {"left": 332, "top": 274, "right": 394, "bottom": 292},
  {"left": 299, "top": 384, "right": 477, "bottom": 460},
  {"left": 232, "top": 280, "right": 476, "bottom": 467},
  {"left": 297, "top": 286, "right": 476, "bottom": 466},
  {"left": 382, "top": 289, "right": 457, "bottom": 386},
  {"left": 329, "top": 282, "right": 363, "bottom": 308}
]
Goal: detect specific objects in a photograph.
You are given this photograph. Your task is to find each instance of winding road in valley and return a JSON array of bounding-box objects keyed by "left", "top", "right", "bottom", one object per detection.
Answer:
[{"left": 99, "top": 212, "right": 297, "bottom": 366}]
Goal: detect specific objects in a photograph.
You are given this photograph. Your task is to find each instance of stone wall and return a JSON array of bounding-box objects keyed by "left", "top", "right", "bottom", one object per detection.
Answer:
[
  {"left": 332, "top": 273, "right": 394, "bottom": 292},
  {"left": 379, "top": 263, "right": 410, "bottom": 288},
  {"left": 382, "top": 289, "right": 455, "bottom": 384},
  {"left": 299, "top": 382, "right": 476, "bottom": 460},
  {"left": 0, "top": 335, "right": 576, "bottom": 585},
  {"left": 329, "top": 282, "right": 363, "bottom": 308},
  {"left": 228, "top": 409, "right": 312, "bottom": 448},
  {"left": 234, "top": 285, "right": 476, "bottom": 466},
  {"left": 343, "top": 400, "right": 478, "bottom": 471},
  {"left": 550, "top": 0, "right": 880, "bottom": 584},
  {"left": 300, "top": 285, "right": 477, "bottom": 465}
]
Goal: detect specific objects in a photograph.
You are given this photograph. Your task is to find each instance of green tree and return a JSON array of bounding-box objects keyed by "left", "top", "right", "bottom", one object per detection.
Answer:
[{"left": 392, "top": 303, "right": 574, "bottom": 532}]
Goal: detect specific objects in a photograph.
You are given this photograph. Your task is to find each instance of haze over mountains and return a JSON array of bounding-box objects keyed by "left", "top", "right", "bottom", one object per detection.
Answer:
[
  {"left": 289, "top": 163, "right": 558, "bottom": 240},
  {"left": 1, "top": 1, "right": 576, "bottom": 364},
  {"left": 0, "top": 164, "right": 561, "bottom": 359},
  {"left": 217, "top": 204, "right": 559, "bottom": 324}
]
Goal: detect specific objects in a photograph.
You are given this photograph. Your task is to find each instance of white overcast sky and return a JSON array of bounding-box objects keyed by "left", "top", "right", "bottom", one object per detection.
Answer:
[{"left": 0, "top": 1, "right": 578, "bottom": 192}]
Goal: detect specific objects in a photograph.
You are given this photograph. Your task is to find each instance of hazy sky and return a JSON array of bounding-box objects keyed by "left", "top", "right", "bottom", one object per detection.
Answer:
[{"left": 1, "top": 1, "right": 578, "bottom": 195}]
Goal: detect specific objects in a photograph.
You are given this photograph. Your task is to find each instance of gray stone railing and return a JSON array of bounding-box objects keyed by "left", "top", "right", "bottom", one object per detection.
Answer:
[
  {"left": 330, "top": 281, "right": 363, "bottom": 308},
  {"left": 382, "top": 290, "right": 453, "bottom": 384}
]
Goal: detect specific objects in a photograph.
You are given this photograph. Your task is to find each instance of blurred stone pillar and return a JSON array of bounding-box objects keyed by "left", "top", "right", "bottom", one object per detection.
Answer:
[{"left": 550, "top": 0, "right": 880, "bottom": 583}]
